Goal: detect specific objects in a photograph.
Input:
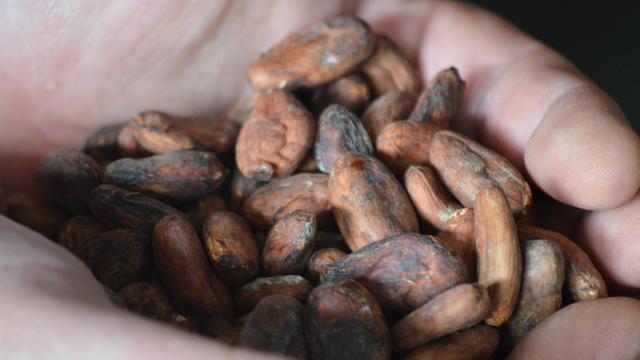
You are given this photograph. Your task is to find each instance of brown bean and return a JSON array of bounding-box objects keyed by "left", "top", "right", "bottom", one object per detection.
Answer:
[
  {"left": 104, "top": 150, "right": 228, "bottom": 204},
  {"left": 229, "top": 169, "right": 261, "bottom": 213},
  {"left": 376, "top": 120, "right": 439, "bottom": 176},
  {"left": 323, "top": 233, "right": 468, "bottom": 312},
  {"left": 202, "top": 211, "right": 259, "bottom": 286},
  {"left": 237, "top": 295, "right": 308, "bottom": 359},
  {"left": 152, "top": 215, "right": 233, "bottom": 317},
  {"left": 410, "top": 67, "right": 465, "bottom": 128},
  {"left": 7, "top": 193, "right": 67, "bottom": 239},
  {"left": 315, "top": 104, "right": 374, "bottom": 174},
  {"left": 58, "top": 216, "right": 105, "bottom": 253},
  {"left": 243, "top": 173, "right": 329, "bottom": 230},
  {"left": 361, "top": 91, "right": 416, "bottom": 143},
  {"left": 518, "top": 225, "right": 607, "bottom": 301},
  {"left": 236, "top": 90, "right": 316, "bottom": 180},
  {"left": 436, "top": 209, "right": 476, "bottom": 275},
  {"left": 117, "top": 122, "right": 147, "bottom": 158},
  {"left": 306, "top": 248, "right": 347, "bottom": 284},
  {"left": 304, "top": 279, "right": 390, "bottom": 360},
  {"left": 404, "top": 165, "right": 463, "bottom": 230},
  {"left": 36, "top": 149, "right": 102, "bottom": 214},
  {"left": 76, "top": 229, "right": 149, "bottom": 291},
  {"left": 392, "top": 283, "right": 491, "bottom": 352},
  {"left": 248, "top": 16, "right": 375, "bottom": 91},
  {"left": 263, "top": 210, "right": 317, "bottom": 276},
  {"left": 362, "top": 35, "right": 420, "bottom": 96},
  {"left": 90, "top": 184, "right": 185, "bottom": 232},
  {"left": 311, "top": 74, "right": 371, "bottom": 115},
  {"left": 429, "top": 130, "right": 532, "bottom": 215},
  {"left": 329, "top": 153, "right": 418, "bottom": 251},
  {"left": 83, "top": 123, "right": 125, "bottom": 163},
  {"left": 184, "top": 194, "right": 227, "bottom": 229},
  {"left": 235, "top": 275, "right": 312, "bottom": 313},
  {"left": 199, "top": 316, "right": 242, "bottom": 345},
  {"left": 505, "top": 239, "right": 565, "bottom": 346},
  {"left": 118, "top": 281, "right": 197, "bottom": 331},
  {"left": 222, "top": 93, "right": 259, "bottom": 125},
  {"left": 405, "top": 325, "right": 499, "bottom": 360},
  {"left": 475, "top": 186, "right": 521, "bottom": 326},
  {"left": 313, "top": 231, "right": 349, "bottom": 251}
]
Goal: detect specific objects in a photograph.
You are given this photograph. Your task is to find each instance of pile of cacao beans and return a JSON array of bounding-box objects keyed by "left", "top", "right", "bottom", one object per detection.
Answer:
[{"left": 1, "top": 16, "right": 607, "bottom": 360}]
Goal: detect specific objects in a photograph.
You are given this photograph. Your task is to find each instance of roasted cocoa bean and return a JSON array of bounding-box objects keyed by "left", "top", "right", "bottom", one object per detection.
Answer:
[
  {"left": 361, "top": 91, "right": 416, "bottom": 143},
  {"left": 243, "top": 173, "right": 329, "bottom": 230},
  {"left": 362, "top": 35, "right": 420, "bottom": 96},
  {"left": 405, "top": 325, "right": 499, "bottom": 360},
  {"left": 235, "top": 275, "right": 312, "bottom": 313},
  {"left": 237, "top": 295, "right": 308, "bottom": 358},
  {"left": 58, "top": 216, "right": 105, "bottom": 253},
  {"left": 436, "top": 209, "right": 476, "bottom": 275},
  {"left": 202, "top": 211, "right": 259, "bottom": 286},
  {"left": 229, "top": 169, "right": 261, "bottom": 213},
  {"left": 315, "top": 104, "right": 374, "bottom": 173},
  {"left": 7, "top": 193, "right": 67, "bottom": 239},
  {"left": 117, "top": 122, "right": 147, "bottom": 158},
  {"left": 236, "top": 90, "right": 315, "bottom": 180},
  {"left": 184, "top": 194, "right": 227, "bottom": 229},
  {"left": 263, "top": 210, "right": 317, "bottom": 276},
  {"left": 248, "top": 16, "right": 375, "bottom": 90},
  {"left": 329, "top": 153, "right": 418, "bottom": 251},
  {"left": 429, "top": 130, "right": 532, "bottom": 215},
  {"left": 376, "top": 120, "right": 439, "bottom": 176},
  {"left": 323, "top": 233, "right": 468, "bottom": 312},
  {"left": 83, "top": 123, "right": 125, "bottom": 163},
  {"left": 36, "top": 149, "right": 102, "bottom": 214},
  {"left": 76, "top": 229, "right": 149, "bottom": 291},
  {"left": 104, "top": 150, "right": 228, "bottom": 204},
  {"left": 306, "top": 247, "right": 347, "bottom": 284},
  {"left": 311, "top": 74, "right": 371, "bottom": 115},
  {"left": 304, "top": 279, "right": 390, "bottom": 360},
  {"left": 410, "top": 67, "right": 465, "bottom": 128},
  {"left": 152, "top": 215, "right": 233, "bottom": 317},
  {"left": 90, "top": 184, "right": 185, "bottom": 232}
]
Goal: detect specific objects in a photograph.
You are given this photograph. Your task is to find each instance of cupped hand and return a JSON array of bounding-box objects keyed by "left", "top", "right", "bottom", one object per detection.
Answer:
[{"left": 1, "top": 1, "right": 639, "bottom": 359}]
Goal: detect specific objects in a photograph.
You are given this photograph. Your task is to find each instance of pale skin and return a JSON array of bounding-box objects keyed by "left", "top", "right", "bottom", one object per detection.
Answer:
[{"left": 1, "top": 1, "right": 639, "bottom": 359}]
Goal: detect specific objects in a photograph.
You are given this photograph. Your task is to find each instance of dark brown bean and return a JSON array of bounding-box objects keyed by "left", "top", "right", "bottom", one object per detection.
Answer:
[
  {"left": 7, "top": 193, "right": 67, "bottom": 239},
  {"left": 237, "top": 295, "right": 308, "bottom": 358},
  {"left": 410, "top": 67, "right": 465, "bottom": 129},
  {"left": 152, "top": 215, "right": 233, "bottom": 317},
  {"left": 323, "top": 233, "right": 468, "bottom": 312},
  {"left": 329, "top": 153, "right": 418, "bottom": 251},
  {"left": 199, "top": 316, "right": 241, "bottom": 345},
  {"left": 235, "top": 275, "right": 312, "bottom": 313},
  {"left": 362, "top": 35, "right": 420, "bottom": 96},
  {"left": 104, "top": 150, "right": 228, "bottom": 204},
  {"left": 184, "top": 194, "right": 227, "bottom": 229},
  {"left": 315, "top": 104, "right": 374, "bottom": 173},
  {"left": 36, "top": 149, "right": 102, "bottom": 214},
  {"left": 306, "top": 248, "right": 347, "bottom": 284},
  {"left": 117, "top": 122, "right": 147, "bottom": 158},
  {"left": 229, "top": 169, "right": 261, "bottom": 213},
  {"left": 311, "top": 74, "right": 371, "bottom": 115},
  {"left": 248, "top": 16, "right": 375, "bottom": 91},
  {"left": 304, "top": 279, "right": 390, "bottom": 360},
  {"left": 76, "top": 229, "right": 149, "bottom": 291},
  {"left": 361, "top": 91, "right": 416, "bottom": 143},
  {"left": 405, "top": 325, "right": 499, "bottom": 360},
  {"left": 263, "top": 210, "right": 317, "bottom": 276},
  {"left": 243, "top": 173, "right": 329, "bottom": 230},
  {"left": 202, "top": 211, "right": 259, "bottom": 286},
  {"left": 83, "top": 123, "right": 125, "bottom": 163},
  {"left": 58, "top": 216, "right": 105, "bottom": 253},
  {"left": 90, "top": 184, "right": 185, "bottom": 232}
]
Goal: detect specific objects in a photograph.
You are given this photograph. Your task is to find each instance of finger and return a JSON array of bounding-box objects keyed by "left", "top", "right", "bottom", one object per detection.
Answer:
[
  {"left": 358, "top": 1, "right": 640, "bottom": 211},
  {"left": 509, "top": 297, "right": 640, "bottom": 359},
  {"left": 577, "top": 192, "right": 640, "bottom": 293}
]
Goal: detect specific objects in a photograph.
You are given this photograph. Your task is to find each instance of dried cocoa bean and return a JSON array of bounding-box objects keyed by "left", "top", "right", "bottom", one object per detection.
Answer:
[
  {"left": 429, "top": 130, "right": 532, "bottom": 215},
  {"left": 36, "top": 149, "right": 102, "bottom": 214},
  {"left": 392, "top": 283, "right": 491, "bottom": 352},
  {"left": 90, "top": 184, "right": 185, "bottom": 232},
  {"left": 311, "top": 74, "right": 371, "bottom": 115},
  {"left": 237, "top": 295, "right": 308, "bottom": 359},
  {"left": 376, "top": 120, "right": 439, "bottom": 176},
  {"left": 243, "top": 173, "right": 329, "bottom": 230},
  {"left": 410, "top": 67, "right": 465, "bottom": 128},
  {"left": 236, "top": 90, "right": 315, "bottom": 180},
  {"left": 315, "top": 104, "right": 374, "bottom": 173},
  {"left": 361, "top": 91, "right": 416, "bottom": 143},
  {"left": 405, "top": 325, "right": 499, "bottom": 360},
  {"left": 152, "top": 215, "right": 233, "bottom": 317},
  {"left": 199, "top": 316, "right": 241, "bottom": 345},
  {"left": 229, "top": 169, "right": 261, "bottom": 213},
  {"left": 329, "top": 153, "right": 418, "bottom": 251},
  {"left": 83, "top": 123, "right": 125, "bottom": 163},
  {"left": 235, "top": 275, "right": 312, "bottom": 313},
  {"left": 104, "top": 150, "right": 228, "bottom": 204},
  {"left": 304, "top": 279, "right": 390, "bottom": 360},
  {"left": 117, "top": 122, "right": 147, "bottom": 158},
  {"left": 436, "top": 209, "right": 476, "bottom": 275},
  {"left": 306, "top": 248, "right": 347, "bottom": 284},
  {"left": 323, "top": 233, "right": 468, "bottom": 312},
  {"left": 202, "top": 211, "right": 259, "bottom": 286},
  {"left": 184, "top": 194, "right": 227, "bottom": 229},
  {"left": 263, "top": 210, "right": 317, "bottom": 276},
  {"left": 76, "top": 229, "right": 149, "bottom": 291},
  {"left": 362, "top": 35, "right": 420, "bottom": 96},
  {"left": 474, "top": 186, "right": 521, "bottom": 326},
  {"left": 58, "top": 216, "right": 105, "bottom": 253},
  {"left": 248, "top": 16, "right": 375, "bottom": 90},
  {"left": 7, "top": 193, "right": 67, "bottom": 239},
  {"left": 313, "top": 231, "right": 349, "bottom": 251}
]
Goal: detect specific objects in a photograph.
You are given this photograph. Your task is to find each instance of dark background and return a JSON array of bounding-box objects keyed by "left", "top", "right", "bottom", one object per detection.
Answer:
[{"left": 470, "top": 1, "right": 639, "bottom": 131}]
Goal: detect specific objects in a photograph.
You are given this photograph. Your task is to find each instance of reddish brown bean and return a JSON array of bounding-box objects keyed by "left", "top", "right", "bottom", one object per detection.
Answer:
[
  {"left": 58, "top": 216, "right": 105, "bottom": 253},
  {"left": 229, "top": 169, "right": 261, "bottom": 213},
  {"left": 83, "top": 123, "right": 125, "bottom": 163},
  {"left": 361, "top": 91, "right": 416, "bottom": 143},
  {"left": 306, "top": 248, "right": 347, "bottom": 284},
  {"left": 311, "top": 74, "right": 371, "bottom": 115},
  {"left": 410, "top": 67, "right": 465, "bottom": 128},
  {"left": 263, "top": 210, "right": 317, "bottom": 276},
  {"left": 376, "top": 120, "right": 439, "bottom": 176},
  {"left": 235, "top": 275, "right": 312, "bottom": 313},
  {"left": 362, "top": 35, "right": 420, "bottom": 96}
]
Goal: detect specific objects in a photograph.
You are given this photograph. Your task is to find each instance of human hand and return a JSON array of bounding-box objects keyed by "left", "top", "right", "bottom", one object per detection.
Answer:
[{"left": 1, "top": 1, "right": 639, "bottom": 359}]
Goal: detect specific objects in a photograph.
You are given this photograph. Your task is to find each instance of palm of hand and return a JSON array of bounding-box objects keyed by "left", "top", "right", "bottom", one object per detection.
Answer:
[{"left": 1, "top": 1, "right": 640, "bottom": 359}]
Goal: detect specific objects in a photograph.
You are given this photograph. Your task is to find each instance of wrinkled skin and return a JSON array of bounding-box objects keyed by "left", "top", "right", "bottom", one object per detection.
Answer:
[{"left": 1, "top": 1, "right": 640, "bottom": 359}]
